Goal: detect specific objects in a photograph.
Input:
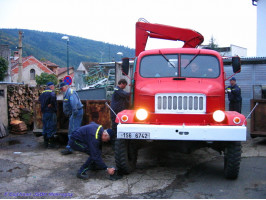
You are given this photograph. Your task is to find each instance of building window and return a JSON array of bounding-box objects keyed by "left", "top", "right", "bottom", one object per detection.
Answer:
[{"left": 30, "top": 69, "right": 35, "bottom": 80}]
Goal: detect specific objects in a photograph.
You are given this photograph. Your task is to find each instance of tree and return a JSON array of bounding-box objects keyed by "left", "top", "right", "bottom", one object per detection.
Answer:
[
  {"left": 207, "top": 36, "right": 218, "bottom": 50},
  {"left": 35, "top": 73, "right": 58, "bottom": 86},
  {"left": 0, "top": 57, "right": 8, "bottom": 81},
  {"left": 40, "top": 58, "right": 47, "bottom": 62}
]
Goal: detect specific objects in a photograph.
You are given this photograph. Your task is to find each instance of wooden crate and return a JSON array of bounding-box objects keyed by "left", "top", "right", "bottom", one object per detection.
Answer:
[
  {"left": 33, "top": 100, "right": 111, "bottom": 135},
  {"left": 250, "top": 99, "right": 266, "bottom": 137}
]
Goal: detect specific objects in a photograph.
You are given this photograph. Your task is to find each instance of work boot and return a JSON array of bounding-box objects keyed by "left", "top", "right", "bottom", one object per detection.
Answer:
[
  {"left": 43, "top": 136, "right": 49, "bottom": 148},
  {"left": 76, "top": 171, "right": 89, "bottom": 180},
  {"left": 47, "top": 137, "right": 59, "bottom": 149},
  {"left": 48, "top": 142, "right": 59, "bottom": 149},
  {"left": 61, "top": 148, "right": 73, "bottom": 155}
]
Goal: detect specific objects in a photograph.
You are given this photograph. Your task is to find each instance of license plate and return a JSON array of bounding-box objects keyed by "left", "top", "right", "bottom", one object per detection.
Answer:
[{"left": 118, "top": 132, "right": 150, "bottom": 139}]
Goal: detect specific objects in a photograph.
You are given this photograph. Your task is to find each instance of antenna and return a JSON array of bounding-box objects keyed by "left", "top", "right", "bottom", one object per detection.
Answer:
[
  {"left": 105, "top": 102, "right": 121, "bottom": 124},
  {"left": 242, "top": 102, "right": 259, "bottom": 126}
]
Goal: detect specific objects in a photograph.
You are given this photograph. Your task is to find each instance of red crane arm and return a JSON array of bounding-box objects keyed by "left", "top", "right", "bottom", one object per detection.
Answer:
[{"left": 135, "top": 21, "right": 204, "bottom": 56}]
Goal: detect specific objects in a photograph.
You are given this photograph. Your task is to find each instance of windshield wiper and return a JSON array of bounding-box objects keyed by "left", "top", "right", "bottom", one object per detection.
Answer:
[
  {"left": 159, "top": 50, "right": 176, "bottom": 69},
  {"left": 184, "top": 50, "right": 201, "bottom": 69}
]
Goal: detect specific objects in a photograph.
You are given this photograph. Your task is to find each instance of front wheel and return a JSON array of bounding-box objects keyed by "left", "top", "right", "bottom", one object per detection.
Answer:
[
  {"left": 223, "top": 142, "right": 242, "bottom": 179},
  {"left": 115, "top": 139, "right": 138, "bottom": 174}
]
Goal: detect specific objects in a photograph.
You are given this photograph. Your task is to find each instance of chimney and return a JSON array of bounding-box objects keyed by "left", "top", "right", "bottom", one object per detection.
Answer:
[
  {"left": 17, "top": 31, "right": 23, "bottom": 83},
  {"left": 13, "top": 51, "right": 19, "bottom": 60}
]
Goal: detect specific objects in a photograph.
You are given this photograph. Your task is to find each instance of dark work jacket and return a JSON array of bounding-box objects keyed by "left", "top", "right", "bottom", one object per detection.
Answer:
[
  {"left": 226, "top": 84, "right": 242, "bottom": 103},
  {"left": 38, "top": 88, "right": 57, "bottom": 113},
  {"left": 71, "top": 122, "right": 107, "bottom": 169},
  {"left": 110, "top": 86, "right": 130, "bottom": 115}
]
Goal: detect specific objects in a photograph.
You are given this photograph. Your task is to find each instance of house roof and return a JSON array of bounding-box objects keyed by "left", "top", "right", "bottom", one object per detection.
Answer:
[
  {"left": 81, "top": 62, "right": 99, "bottom": 71},
  {"left": 223, "top": 57, "right": 266, "bottom": 65},
  {"left": 57, "top": 67, "right": 74, "bottom": 75},
  {"left": 11, "top": 56, "right": 54, "bottom": 74},
  {"left": 57, "top": 67, "right": 75, "bottom": 81},
  {"left": 41, "top": 60, "right": 59, "bottom": 68}
]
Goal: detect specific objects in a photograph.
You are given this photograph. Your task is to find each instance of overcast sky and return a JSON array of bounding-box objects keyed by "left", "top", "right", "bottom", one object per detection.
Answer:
[{"left": 0, "top": 0, "right": 257, "bottom": 56}]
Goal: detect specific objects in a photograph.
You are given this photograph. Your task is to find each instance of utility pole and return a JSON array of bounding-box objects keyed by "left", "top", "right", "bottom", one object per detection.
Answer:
[{"left": 17, "top": 31, "right": 23, "bottom": 83}]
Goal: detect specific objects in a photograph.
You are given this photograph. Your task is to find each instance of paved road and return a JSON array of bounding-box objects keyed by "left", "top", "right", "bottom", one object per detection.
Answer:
[
  {"left": 0, "top": 132, "right": 265, "bottom": 199},
  {"left": 123, "top": 157, "right": 266, "bottom": 199}
]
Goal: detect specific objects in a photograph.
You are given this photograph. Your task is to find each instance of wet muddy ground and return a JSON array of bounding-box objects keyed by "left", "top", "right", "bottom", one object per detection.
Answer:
[{"left": 0, "top": 132, "right": 265, "bottom": 198}]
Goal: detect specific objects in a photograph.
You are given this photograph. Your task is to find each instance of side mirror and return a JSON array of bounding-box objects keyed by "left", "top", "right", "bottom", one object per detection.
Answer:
[
  {"left": 232, "top": 56, "right": 241, "bottom": 73},
  {"left": 122, "top": 57, "right": 129, "bottom": 75}
]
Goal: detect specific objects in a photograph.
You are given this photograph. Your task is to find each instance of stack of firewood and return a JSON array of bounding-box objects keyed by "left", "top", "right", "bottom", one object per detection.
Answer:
[
  {"left": 7, "top": 85, "right": 42, "bottom": 122},
  {"left": 10, "top": 120, "right": 27, "bottom": 134}
]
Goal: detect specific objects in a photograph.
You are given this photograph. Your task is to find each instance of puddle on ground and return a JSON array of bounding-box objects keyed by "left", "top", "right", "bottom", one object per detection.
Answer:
[
  {"left": 7, "top": 166, "right": 21, "bottom": 173},
  {"left": 8, "top": 140, "right": 21, "bottom": 146}
]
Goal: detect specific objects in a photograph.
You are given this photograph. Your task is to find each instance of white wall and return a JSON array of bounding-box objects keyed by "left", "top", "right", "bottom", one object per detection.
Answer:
[
  {"left": 231, "top": 45, "right": 247, "bottom": 57},
  {"left": 0, "top": 85, "right": 8, "bottom": 128},
  {"left": 257, "top": 0, "right": 266, "bottom": 57},
  {"left": 76, "top": 63, "right": 87, "bottom": 74}
]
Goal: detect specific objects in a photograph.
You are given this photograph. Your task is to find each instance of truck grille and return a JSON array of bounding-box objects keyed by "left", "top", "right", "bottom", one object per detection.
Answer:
[{"left": 155, "top": 93, "right": 206, "bottom": 114}]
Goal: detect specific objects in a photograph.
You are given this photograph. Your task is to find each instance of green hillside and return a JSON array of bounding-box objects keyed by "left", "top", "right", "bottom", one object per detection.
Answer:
[{"left": 0, "top": 29, "right": 135, "bottom": 68}]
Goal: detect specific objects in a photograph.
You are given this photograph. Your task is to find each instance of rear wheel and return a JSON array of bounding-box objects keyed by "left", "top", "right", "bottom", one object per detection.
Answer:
[
  {"left": 223, "top": 142, "right": 242, "bottom": 179},
  {"left": 115, "top": 139, "right": 138, "bottom": 174}
]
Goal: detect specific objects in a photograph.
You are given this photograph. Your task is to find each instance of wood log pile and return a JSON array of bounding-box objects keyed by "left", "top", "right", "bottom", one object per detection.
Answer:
[
  {"left": 10, "top": 120, "right": 27, "bottom": 134},
  {"left": 7, "top": 85, "right": 44, "bottom": 132}
]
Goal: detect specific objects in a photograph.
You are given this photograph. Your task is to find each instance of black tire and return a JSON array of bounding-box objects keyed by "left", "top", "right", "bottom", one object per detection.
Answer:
[
  {"left": 223, "top": 142, "right": 242, "bottom": 180},
  {"left": 115, "top": 139, "right": 138, "bottom": 174}
]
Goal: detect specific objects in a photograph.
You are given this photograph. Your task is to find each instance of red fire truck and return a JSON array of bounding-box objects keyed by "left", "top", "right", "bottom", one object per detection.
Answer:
[{"left": 114, "top": 20, "right": 246, "bottom": 179}]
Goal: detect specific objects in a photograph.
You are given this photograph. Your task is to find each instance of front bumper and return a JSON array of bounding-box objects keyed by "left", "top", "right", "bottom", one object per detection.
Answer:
[{"left": 117, "top": 124, "right": 246, "bottom": 141}]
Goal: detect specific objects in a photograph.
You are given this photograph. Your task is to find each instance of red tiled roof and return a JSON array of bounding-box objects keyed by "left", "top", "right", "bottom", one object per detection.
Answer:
[
  {"left": 11, "top": 56, "right": 30, "bottom": 68},
  {"left": 41, "top": 60, "right": 59, "bottom": 67},
  {"left": 57, "top": 67, "right": 74, "bottom": 75},
  {"left": 11, "top": 56, "right": 54, "bottom": 75}
]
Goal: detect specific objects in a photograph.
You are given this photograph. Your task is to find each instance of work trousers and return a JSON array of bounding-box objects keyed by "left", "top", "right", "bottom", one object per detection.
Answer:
[
  {"left": 42, "top": 112, "right": 57, "bottom": 139},
  {"left": 229, "top": 101, "right": 242, "bottom": 113},
  {"left": 66, "top": 108, "right": 83, "bottom": 151},
  {"left": 68, "top": 138, "right": 100, "bottom": 174}
]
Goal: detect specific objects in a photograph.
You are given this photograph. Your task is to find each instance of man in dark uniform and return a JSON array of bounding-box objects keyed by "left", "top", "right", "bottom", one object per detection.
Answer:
[
  {"left": 226, "top": 77, "right": 242, "bottom": 113},
  {"left": 38, "top": 82, "right": 57, "bottom": 148},
  {"left": 67, "top": 121, "right": 115, "bottom": 179},
  {"left": 110, "top": 79, "right": 130, "bottom": 136}
]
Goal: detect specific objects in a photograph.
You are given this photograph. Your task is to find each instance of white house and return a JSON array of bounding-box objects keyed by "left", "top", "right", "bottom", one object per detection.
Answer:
[
  {"left": 11, "top": 56, "right": 54, "bottom": 86},
  {"left": 76, "top": 62, "right": 99, "bottom": 74},
  {"left": 199, "top": 44, "right": 247, "bottom": 57}
]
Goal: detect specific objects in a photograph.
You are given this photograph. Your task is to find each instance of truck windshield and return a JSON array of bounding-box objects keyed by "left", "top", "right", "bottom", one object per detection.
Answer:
[
  {"left": 140, "top": 54, "right": 178, "bottom": 78},
  {"left": 181, "top": 54, "right": 220, "bottom": 78},
  {"left": 140, "top": 54, "right": 220, "bottom": 78}
]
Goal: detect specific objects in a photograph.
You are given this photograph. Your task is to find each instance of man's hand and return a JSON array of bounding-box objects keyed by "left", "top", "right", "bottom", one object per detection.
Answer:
[
  {"left": 225, "top": 87, "right": 231, "bottom": 94},
  {"left": 48, "top": 104, "right": 52, "bottom": 108},
  {"left": 107, "top": 168, "right": 115, "bottom": 175}
]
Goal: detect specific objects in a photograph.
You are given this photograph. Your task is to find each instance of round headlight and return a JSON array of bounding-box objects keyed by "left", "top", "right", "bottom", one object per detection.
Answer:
[
  {"left": 136, "top": 109, "right": 148, "bottom": 121},
  {"left": 213, "top": 110, "right": 225, "bottom": 122}
]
